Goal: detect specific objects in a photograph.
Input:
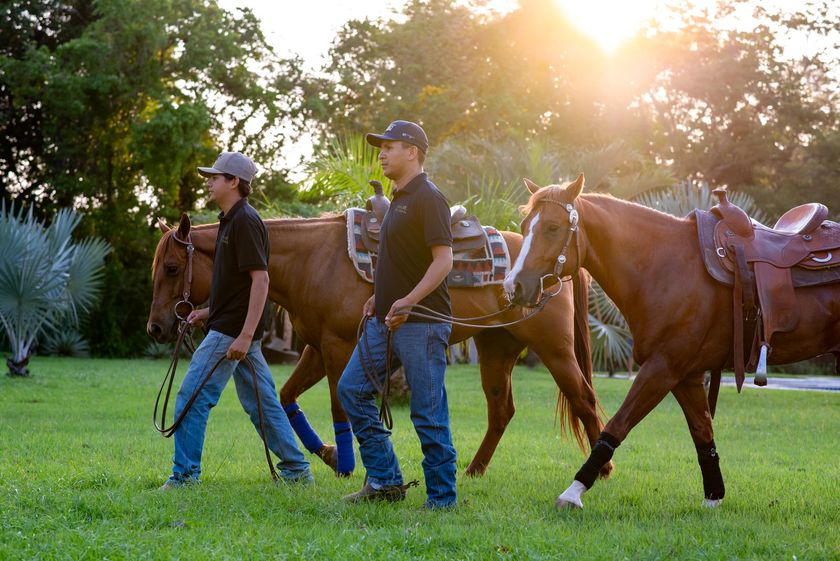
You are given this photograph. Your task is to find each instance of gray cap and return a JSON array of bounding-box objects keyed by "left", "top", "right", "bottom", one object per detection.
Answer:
[{"left": 197, "top": 152, "right": 258, "bottom": 183}]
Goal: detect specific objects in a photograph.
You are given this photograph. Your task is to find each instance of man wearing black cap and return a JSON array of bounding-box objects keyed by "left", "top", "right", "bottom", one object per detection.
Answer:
[
  {"left": 337, "top": 121, "right": 457, "bottom": 509},
  {"left": 160, "top": 152, "right": 312, "bottom": 489}
]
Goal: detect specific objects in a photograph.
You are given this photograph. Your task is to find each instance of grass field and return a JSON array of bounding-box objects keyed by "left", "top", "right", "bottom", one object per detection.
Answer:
[{"left": 1, "top": 358, "right": 838, "bottom": 560}]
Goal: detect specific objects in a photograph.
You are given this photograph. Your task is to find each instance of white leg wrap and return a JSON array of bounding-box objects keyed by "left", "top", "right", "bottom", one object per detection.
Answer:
[{"left": 555, "top": 480, "right": 587, "bottom": 509}]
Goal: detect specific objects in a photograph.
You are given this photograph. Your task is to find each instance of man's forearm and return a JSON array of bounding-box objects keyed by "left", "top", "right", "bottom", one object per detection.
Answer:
[{"left": 240, "top": 274, "right": 269, "bottom": 338}]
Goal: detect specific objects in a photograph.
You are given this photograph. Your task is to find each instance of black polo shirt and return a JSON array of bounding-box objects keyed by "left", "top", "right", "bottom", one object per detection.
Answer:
[
  {"left": 206, "top": 198, "right": 269, "bottom": 339},
  {"left": 374, "top": 172, "right": 452, "bottom": 322}
]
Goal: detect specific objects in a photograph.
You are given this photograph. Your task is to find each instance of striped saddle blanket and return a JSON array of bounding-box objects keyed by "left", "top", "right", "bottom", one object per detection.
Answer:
[{"left": 345, "top": 208, "right": 510, "bottom": 288}]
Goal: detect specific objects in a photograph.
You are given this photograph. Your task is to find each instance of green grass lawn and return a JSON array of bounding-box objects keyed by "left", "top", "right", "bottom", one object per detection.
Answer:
[{"left": 1, "top": 358, "right": 838, "bottom": 560}]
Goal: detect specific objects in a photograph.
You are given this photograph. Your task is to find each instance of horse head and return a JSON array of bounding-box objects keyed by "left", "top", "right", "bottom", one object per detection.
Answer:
[
  {"left": 503, "top": 173, "right": 585, "bottom": 307},
  {"left": 146, "top": 213, "right": 214, "bottom": 342}
]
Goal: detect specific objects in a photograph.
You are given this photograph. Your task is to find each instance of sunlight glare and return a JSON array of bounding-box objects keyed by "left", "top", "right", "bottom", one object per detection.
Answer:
[{"left": 555, "top": 0, "right": 663, "bottom": 54}]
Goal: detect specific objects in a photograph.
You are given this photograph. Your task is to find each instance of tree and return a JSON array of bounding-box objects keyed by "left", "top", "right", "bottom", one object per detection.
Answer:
[
  {"left": 0, "top": 205, "right": 109, "bottom": 376},
  {"left": 631, "top": 1, "right": 840, "bottom": 215},
  {"left": 1, "top": 0, "right": 305, "bottom": 355}
]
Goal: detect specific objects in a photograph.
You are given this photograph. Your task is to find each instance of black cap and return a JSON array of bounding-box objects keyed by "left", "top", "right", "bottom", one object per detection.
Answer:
[{"left": 365, "top": 120, "right": 429, "bottom": 153}]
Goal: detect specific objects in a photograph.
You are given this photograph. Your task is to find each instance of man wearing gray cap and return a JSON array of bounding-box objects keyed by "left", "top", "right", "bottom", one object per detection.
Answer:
[{"left": 161, "top": 151, "right": 312, "bottom": 489}]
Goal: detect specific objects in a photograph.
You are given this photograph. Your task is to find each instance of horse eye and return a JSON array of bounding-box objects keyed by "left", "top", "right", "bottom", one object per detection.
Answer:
[
  {"left": 546, "top": 223, "right": 560, "bottom": 233},
  {"left": 165, "top": 265, "right": 179, "bottom": 276}
]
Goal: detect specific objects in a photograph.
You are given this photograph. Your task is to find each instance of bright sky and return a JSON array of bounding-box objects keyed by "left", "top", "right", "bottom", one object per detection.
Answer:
[{"left": 220, "top": 0, "right": 654, "bottom": 67}]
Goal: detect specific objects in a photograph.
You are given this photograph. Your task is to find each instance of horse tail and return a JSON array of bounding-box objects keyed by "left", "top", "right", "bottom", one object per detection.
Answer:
[{"left": 555, "top": 268, "right": 593, "bottom": 454}]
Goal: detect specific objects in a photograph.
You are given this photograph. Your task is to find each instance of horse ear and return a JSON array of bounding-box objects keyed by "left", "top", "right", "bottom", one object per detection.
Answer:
[
  {"left": 157, "top": 217, "right": 170, "bottom": 234},
  {"left": 567, "top": 173, "right": 585, "bottom": 199},
  {"left": 177, "top": 213, "right": 191, "bottom": 240},
  {"left": 523, "top": 178, "right": 541, "bottom": 194}
]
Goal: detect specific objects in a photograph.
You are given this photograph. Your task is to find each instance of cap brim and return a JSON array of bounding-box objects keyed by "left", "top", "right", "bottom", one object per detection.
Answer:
[
  {"left": 197, "top": 166, "right": 223, "bottom": 177},
  {"left": 365, "top": 133, "right": 391, "bottom": 148}
]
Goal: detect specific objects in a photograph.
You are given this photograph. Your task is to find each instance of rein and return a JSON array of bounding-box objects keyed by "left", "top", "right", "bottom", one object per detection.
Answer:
[
  {"left": 153, "top": 231, "right": 278, "bottom": 482},
  {"left": 356, "top": 286, "right": 564, "bottom": 430}
]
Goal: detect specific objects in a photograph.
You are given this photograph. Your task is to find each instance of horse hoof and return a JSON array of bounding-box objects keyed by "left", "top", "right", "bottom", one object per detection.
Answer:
[
  {"left": 335, "top": 471, "right": 353, "bottom": 478},
  {"left": 316, "top": 445, "right": 338, "bottom": 471},
  {"left": 598, "top": 460, "right": 615, "bottom": 479},
  {"left": 555, "top": 497, "right": 583, "bottom": 510},
  {"left": 702, "top": 498, "right": 723, "bottom": 508}
]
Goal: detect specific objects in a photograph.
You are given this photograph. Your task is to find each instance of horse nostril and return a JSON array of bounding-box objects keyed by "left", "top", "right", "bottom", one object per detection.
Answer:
[
  {"left": 513, "top": 281, "right": 525, "bottom": 303},
  {"left": 148, "top": 323, "right": 162, "bottom": 338}
]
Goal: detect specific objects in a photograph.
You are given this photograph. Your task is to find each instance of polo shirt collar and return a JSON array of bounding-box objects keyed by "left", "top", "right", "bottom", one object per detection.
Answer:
[
  {"left": 395, "top": 172, "right": 427, "bottom": 196},
  {"left": 218, "top": 197, "right": 248, "bottom": 222}
]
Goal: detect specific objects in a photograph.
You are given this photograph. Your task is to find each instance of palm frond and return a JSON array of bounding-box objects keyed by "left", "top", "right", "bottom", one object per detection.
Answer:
[
  {"left": 634, "top": 178, "right": 768, "bottom": 223},
  {"left": 0, "top": 204, "right": 109, "bottom": 368},
  {"left": 299, "top": 134, "right": 391, "bottom": 208}
]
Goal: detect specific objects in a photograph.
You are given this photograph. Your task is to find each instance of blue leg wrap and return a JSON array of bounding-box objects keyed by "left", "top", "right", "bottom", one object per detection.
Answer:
[
  {"left": 283, "top": 403, "right": 324, "bottom": 454},
  {"left": 333, "top": 421, "right": 355, "bottom": 475}
]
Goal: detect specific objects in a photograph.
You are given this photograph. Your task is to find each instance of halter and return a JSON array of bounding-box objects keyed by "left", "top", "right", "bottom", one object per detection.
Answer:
[
  {"left": 170, "top": 231, "right": 196, "bottom": 321},
  {"left": 536, "top": 199, "right": 580, "bottom": 295}
]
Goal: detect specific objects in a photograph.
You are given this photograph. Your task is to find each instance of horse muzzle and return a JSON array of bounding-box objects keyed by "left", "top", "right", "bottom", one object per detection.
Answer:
[{"left": 507, "top": 273, "right": 545, "bottom": 309}]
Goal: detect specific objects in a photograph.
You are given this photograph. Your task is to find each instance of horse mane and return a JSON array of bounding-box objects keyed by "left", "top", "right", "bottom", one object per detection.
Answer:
[
  {"left": 520, "top": 180, "right": 579, "bottom": 216},
  {"left": 522, "top": 182, "right": 691, "bottom": 226},
  {"left": 151, "top": 230, "right": 173, "bottom": 278}
]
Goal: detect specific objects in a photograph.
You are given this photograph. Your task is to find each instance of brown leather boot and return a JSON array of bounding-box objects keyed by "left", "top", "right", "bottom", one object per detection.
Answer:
[{"left": 342, "top": 480, "right": 418, "bottom": 503}]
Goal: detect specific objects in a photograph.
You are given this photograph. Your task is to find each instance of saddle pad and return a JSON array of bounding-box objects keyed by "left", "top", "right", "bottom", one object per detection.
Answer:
[{"left": 345, "top": 209, "right": 511, "bottom": 287}]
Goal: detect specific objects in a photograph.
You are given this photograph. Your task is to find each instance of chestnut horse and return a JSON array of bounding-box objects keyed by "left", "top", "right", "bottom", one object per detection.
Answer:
[
  {"left": 147, "top": 212, "right": 612, "bottom": 478},
  {"left": 505, "top": 174, "right": 840, "bottom": 508}
]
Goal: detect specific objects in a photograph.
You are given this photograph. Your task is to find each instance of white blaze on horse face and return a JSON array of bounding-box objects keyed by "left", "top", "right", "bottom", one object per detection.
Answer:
[{"left": 504, "top": 211, "right": 540, "bottom": 295}]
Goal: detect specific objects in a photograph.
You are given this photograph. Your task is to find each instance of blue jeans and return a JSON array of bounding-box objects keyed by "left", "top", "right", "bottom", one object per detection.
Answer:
[
  {"left": 169, "top": 330, "right": 311, "bottom": 483},
  {"left": 337, "top": 318, "right": 456, "bottom": 507}
]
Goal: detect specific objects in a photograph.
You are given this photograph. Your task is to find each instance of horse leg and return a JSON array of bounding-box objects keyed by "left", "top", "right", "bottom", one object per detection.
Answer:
[
  {"left": 278, "top": 345, "right": 341, "bottom": 471},
  {"left": 464, "top": 328, "right": 525, "bottom": 477},
  {"left": 526, "top": 337, "right": 611, "bottom": 479},
  {"left": 671, "top": 374, "right": 725, "bottom": 508},
  {"left": 556, "top": 356, "right": 680, "bottom": 509},
  {"left": 318, "top": 335, "right": 360, "bottom": 477}
]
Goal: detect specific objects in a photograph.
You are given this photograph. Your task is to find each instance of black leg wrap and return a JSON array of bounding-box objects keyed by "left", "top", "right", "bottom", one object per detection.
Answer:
[
  {"left": 697, "top": 440, "right": 725, "bottom": 500},
  {"left": 574, "top": 432, "right": 621, "bottom": 489}
]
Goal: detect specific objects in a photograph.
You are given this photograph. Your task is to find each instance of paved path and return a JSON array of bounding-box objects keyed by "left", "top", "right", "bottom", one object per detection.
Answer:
[
  {"left": 596, "top": 374, "right": 840, "bottom": 392},
  {"left": 721, "top": 376, "right": 840, "bottom": 392}
]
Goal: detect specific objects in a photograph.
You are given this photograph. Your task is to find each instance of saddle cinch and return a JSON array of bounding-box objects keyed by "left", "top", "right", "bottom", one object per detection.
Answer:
[{"left": 697, "top": 188, "right": 840, "bottom": 390}]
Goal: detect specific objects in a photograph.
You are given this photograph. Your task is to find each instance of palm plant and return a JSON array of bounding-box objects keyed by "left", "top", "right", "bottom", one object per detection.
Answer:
[
  {"left": 0, "top": 204, "right": 110, "bottom": 376},
  {"left": 634, "top": 178, "right": 768, "bottom": 223},
  {"left": 298, "top": 134, "right": 392, "bottom": 209},
  {"left": 458, "top": 176, "right": 526, "bottom": 233}
]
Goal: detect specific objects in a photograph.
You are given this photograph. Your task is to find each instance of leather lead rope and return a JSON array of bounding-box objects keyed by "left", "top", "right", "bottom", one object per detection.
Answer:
[
  {"left": 355, "top": 288, "right": 559, "bottom": 431},
  {"left": 153, "top": 321, "right": 278, "bottom": 482}
]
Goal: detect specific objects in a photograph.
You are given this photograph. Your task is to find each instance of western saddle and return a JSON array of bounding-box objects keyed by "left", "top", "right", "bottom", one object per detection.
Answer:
[
  {"left": 708, "top": 187, "right": 839, "bottom": 389},
  {"left": 362, "top": 180, "right": 487, "bottom": 254}
]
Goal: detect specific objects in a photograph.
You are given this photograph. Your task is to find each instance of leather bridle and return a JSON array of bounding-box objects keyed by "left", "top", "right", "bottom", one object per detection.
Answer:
[
  {"left": 170, "top": 231, "right": 196, "bottom": 322},
  {"left": 534, "top": 199, "right": 580, "bottom": 296}
]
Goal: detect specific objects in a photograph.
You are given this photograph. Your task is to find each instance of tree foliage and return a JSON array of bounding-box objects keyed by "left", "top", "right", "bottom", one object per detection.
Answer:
[{"left": 1, "top": 0, "right": 305, "bottom": 355}]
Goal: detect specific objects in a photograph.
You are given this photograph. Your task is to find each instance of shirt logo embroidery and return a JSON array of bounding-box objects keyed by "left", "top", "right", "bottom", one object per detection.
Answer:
[
  {"left": 221, "top": 235, "right": 229, "bottom": 245},
  {"left": 394, "top": 204, "right": 408, "bottom": 214}
]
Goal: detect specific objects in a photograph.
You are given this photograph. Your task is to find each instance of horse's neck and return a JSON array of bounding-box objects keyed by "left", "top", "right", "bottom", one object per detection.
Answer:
[{"left": 579, "top": 195, "right": 693, "bottom": 317}]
